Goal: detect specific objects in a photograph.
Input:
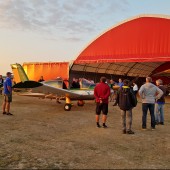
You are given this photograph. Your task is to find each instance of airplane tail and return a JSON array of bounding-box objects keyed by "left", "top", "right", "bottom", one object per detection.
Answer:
[
  {"left": 11, "top": 63, "right": 29, "bottom": 83},
  {"left": 11, "top": 63, "right": 42, "bottom": 88}
]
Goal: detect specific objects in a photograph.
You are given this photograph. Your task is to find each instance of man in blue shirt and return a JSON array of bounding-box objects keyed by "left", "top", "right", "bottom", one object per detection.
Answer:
[
  {"left": 2, "top": 72, "right": 13, "bottom": 115},
  {"left": 155, "top": 79, "right": 169, "bottom": 125},
  {"left": 118, "top": 78, "right": 124, "bottom": 87}
]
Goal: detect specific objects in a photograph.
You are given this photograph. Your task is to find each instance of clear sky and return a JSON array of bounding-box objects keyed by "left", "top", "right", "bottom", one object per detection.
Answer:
[{"left": 0, "top": 0, "right": 170, "bottom": 75}]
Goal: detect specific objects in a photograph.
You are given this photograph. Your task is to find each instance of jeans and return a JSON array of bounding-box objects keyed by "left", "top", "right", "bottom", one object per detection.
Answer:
[
  {"left": 121, "top": 109, "right": 132, "bottom": 131},
  {"left": 155, "top": 103, "right": 164, "bottom": 123},
  {"left": 142, "top": 103, "right": 155, "bottom": 128}
]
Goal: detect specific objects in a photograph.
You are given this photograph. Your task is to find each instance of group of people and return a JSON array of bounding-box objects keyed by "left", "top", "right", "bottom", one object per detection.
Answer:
[
  {"left": 94, "top": 76, "right": 169, "bottom": 134},
  {"left": 71, "top": 77, "right": 95, "bottom": 89},
  {"left": 1, "top": 72, "right": 169, "bottom": 132},
  {"left": 108, "top": 78, "right": 138, "bottom": 104}
]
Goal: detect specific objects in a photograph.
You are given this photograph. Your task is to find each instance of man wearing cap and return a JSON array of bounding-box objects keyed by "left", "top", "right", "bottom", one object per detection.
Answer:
[{"left": 2, "top": 72, "right": 13, "bottom": 115}]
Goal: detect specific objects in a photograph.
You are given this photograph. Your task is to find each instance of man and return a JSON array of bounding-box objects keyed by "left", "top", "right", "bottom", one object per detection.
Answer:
[
  {"left": 155, "top": 79, "right": 169, "bottom": 125},
  {"left": 116, "top": 79, "right": 136, "bottom": 134},
  {"left": 71, "top": 78, "right": 80, "bottom": 88},
  {"left": 118, "top": 78, "right": 124, "bottom": 87},
  {"left": 132, "top": 81, "right": 138, "bottom": 97},
  {"left": 94, "top": 77, "right": 110, "bottom": 128},
  {"left": 109, "top": 79, "right": 116, "bottom": 102},
  {"left": 0, "top": 75, "right": 4, "bottom": 95},
  {"left": 139, "top": 77, "right": 163, "bottom": 130},
  {"left": 2, "top": 72, "right": 13, "bottom": 115},
  {"left": 38, "top": 76, "right": 45, "bottom": 82}
]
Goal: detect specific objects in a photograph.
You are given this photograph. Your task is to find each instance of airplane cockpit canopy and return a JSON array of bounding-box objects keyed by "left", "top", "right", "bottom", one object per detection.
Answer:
[
  {"left": 43, "top": 78, "right": 68, "bottom": 89},
  {"left": 80, "top": 78, "right": 96, "bottom": 89}
]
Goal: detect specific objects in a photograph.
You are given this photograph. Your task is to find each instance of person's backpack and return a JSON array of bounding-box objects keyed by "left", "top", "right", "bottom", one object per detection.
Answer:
[
  {"left": 117, "top": 87, "right": 137, "bottom": 110},
  {"left": 129, "top": 90, "right": 137, "bottom": 107}
]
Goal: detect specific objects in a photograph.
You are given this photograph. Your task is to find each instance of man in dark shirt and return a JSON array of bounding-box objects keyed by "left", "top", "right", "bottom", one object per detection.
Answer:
[
  {"left": 38, "top": 76, "right": 45, "bottom": 82},
  {"left": 71, "top": 78, "right": 80, "bottom": 88},
  {"left": 94, "top": 77, "right": 110, "bottom": 128},
  {"left": 155, "top": 79, "right": 169, "bottom": 125},
  {"left": 116, "top": 79, "right": 136, "bottom": 134},
  {"left": 0, "top": 75, "right": 4, "bottom": 95}
]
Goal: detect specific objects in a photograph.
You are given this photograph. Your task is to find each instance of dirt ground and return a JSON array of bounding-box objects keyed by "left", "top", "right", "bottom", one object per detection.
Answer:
[{"left": 0, "top": 94, "right": 170, "bottom": 169}]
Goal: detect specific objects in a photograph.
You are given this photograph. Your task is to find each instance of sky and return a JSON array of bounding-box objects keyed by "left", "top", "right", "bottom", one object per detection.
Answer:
[{"left": 0, "top": 0, "right": 170, "bottom": 75}]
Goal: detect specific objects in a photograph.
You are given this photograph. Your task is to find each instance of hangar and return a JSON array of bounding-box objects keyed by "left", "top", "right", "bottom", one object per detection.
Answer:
[{"left": 70, "top": 15, "right": 170, "bottom": 83}]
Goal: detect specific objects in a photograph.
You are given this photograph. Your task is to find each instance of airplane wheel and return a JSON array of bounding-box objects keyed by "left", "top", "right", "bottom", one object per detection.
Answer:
[
  {"left": 77, "top": 100, "right": 84, "bottom": 106},
  {"left": 64, "top": 104, "right": 72, "bottom": 111}
]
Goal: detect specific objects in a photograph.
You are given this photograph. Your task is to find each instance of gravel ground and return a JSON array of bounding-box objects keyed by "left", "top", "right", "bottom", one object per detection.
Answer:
[{"left": 0, "top": 94, "right": 170, "bottom": 169}]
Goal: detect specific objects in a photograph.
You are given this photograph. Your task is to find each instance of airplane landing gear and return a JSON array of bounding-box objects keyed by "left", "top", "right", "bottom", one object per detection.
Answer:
[
  {"left": 64, "top": 97, "right": 72, "bottom": 111},
  {"left": 77, "top": 100, "right": 85, "bottom": 106},
  {"left": 64, "top": 104, "right": 72, "bottom": 111}
]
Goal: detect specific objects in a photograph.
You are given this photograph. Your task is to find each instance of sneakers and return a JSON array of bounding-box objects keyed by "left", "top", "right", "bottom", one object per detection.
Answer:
[
  {"left": 151, "top": 127, "right": 155, "bottom": 130},
  {"left": 142, "top": 127, "right": 147, "bottom": 130},
  {"left": 6, "top": 112, "right": 13, "bottom": 116},
  {"left": 155, "top": 122, "right": 164, "bottom": 125},
  {"left": 122, "top": 130, "right": 134, "bottom": 134},
  {"left": 96, "top": 123, "right": 101, "bottom": 128},
  {"left": 103, "top": 124, "right": 108, "bottom": 128},
  {"left": 96, "top": 123, "right": 108, "bottom": 128},
  {"left": 126, "top": 130, "right": 135, "bottom": 134},
  {"left": 2, "top": 112, "right": 13, "bottom": 116}
]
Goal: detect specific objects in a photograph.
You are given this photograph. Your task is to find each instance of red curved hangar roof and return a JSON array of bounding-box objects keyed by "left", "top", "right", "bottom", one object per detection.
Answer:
[{"left": 71, "top": 15, "right": 170, "bottom": 77}]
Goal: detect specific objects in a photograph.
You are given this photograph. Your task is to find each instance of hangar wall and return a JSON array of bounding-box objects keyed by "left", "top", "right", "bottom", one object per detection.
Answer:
[{"left": 23, "top": 62, "right": 70, "bottom": 82}]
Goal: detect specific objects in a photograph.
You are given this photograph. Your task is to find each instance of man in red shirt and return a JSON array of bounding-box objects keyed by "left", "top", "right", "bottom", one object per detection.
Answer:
[{"left": 94, "top": 77, "right": 110, "bottom": 128}]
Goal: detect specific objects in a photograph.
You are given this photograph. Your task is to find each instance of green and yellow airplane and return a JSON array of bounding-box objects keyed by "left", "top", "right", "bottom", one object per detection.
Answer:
[{"left": 11, "top": 63, "right": 96, "bottom": 111}]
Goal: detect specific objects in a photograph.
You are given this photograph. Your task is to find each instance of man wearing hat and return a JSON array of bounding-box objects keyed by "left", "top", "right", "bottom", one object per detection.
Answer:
[{"left": 2, "top": 72, "right": 13, "bottom": 115}]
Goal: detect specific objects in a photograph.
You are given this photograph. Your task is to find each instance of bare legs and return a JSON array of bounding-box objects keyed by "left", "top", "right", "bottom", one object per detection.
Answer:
[
  {"left": 2, "top": 101, "right": 10, "bottom": 113},
  {"left": 96, "top": 114, "right": 107, "bottom": 128}
]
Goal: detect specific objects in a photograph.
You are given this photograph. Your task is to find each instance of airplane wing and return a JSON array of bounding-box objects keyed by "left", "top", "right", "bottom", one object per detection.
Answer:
[
  {"left": 18, "top": 92, "right": 46, "bottom": 98},
  {"left": 30, "top": 83, "right": 94, "bottom": 100}
]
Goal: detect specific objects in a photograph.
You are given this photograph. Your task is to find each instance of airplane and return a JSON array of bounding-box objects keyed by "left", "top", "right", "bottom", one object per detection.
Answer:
[
  {"left": 11, "top": 63, "right": 96, "bottom": 111},
  {"left": 152, "top": 69, "right": 170, "bottom": 77}
]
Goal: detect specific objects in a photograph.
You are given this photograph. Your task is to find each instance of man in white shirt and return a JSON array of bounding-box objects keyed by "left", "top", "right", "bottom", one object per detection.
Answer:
[{"left": 132, "top": 81, "right": 138, "bottom": 96}]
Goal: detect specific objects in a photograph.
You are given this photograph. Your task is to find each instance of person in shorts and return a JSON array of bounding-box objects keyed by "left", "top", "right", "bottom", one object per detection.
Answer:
[
  {"left": 2, "top": 72, "right": 13, "bottom": 115},
  {"left": 94, "top": 77, "right": 110, "bottom": 128}
]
